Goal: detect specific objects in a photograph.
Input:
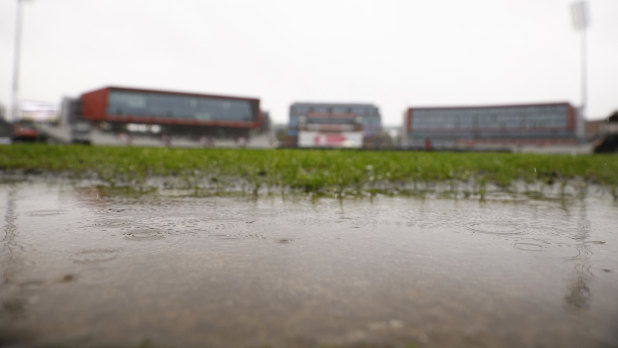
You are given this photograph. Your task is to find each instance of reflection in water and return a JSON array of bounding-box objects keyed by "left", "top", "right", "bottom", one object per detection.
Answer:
[
  {"left": 0, "top": 186, "right": 28, "bottom": 321},
  {"left": 1, "top": 186, "right": 17, "bottom": 283},
  {"left": 1, "top": 297, "right": 26, "bottom": 319},
  {"left": 564, "top": 202, "right": 593, "bottom": 311},
  {"left": 565, "top": 276, "right": 591, "bottom": 310}
]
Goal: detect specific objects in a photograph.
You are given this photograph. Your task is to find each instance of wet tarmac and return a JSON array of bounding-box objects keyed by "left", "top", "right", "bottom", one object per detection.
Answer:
[{"left": 0, "top": 182, "right": 617, "bottom": 348}]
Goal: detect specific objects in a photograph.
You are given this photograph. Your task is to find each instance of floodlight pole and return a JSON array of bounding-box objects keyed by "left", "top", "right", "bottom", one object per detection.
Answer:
[
  {"left": 9, "top": 0, "right": 26, "bottom": 123},
  {"left": 579, "top": 21, "right": 587, "bottom": 121},
  {"left": 571, "top": 1, "right": 589, "bottom": 140}
]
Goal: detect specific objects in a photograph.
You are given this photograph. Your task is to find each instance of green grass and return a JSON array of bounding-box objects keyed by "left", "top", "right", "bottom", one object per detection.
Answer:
[{"left": 0, "top": 144, "right": 616, "bottom": 198}]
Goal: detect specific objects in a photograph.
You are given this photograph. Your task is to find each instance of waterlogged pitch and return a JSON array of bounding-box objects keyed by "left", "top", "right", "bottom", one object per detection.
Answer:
[{"left": 0, "top": 181, "right": 617, "bottom": 347}]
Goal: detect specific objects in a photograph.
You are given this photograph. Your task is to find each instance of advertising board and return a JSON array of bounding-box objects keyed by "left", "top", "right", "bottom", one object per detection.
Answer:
[{"left": 298, "top": 131, "right": 363, "bottom": 148}]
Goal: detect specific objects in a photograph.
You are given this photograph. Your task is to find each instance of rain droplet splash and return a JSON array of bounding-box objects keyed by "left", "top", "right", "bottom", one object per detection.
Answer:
[
  {"left": 71, "top": 248, "right": 120, "bottom": 263},
  {"left": 122, "top": 229, "right": 165, "bottom": 241},
  {"left": 27, "top": 210, "right": 66, "bottom": 217},
  {"left": 466, "top": 221, "right": 525, "bottom": 235}
]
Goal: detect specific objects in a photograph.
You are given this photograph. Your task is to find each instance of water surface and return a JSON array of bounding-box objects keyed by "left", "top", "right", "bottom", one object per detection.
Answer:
[{"left": 1, "top": 182, "right": 617, "bottom": 347}]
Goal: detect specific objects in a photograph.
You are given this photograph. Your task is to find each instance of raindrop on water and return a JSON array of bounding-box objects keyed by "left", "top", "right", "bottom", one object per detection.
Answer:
[
  {"left": 122, "top": 229, "right": 165, "bottom": 241},
  {"left": 71, "top": 248, "right": 120, "bottom": 263},
  {"left": 27, "top": 210, "right": 66, "bottom": 217}
]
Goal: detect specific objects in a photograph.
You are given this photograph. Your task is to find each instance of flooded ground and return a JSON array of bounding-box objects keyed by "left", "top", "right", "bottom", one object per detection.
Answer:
[{"left": 1, "top": 181, "right": 617, "bottom": 348}]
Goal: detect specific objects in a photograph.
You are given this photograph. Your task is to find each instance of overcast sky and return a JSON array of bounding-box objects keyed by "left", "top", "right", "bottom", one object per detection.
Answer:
[{"left": 1, "top": 0, "right": 617, "bottom": 126}]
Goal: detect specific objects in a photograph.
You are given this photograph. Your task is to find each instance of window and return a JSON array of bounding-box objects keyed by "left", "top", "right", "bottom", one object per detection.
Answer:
[
  {"left": 107, "top": 90, "right": 256, "bottom": 122},
  {"left": 332, "top": 106, "right": 348, "bottom": 114}
]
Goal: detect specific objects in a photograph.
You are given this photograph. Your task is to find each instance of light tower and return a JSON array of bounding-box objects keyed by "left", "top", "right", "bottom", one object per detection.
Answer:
[
  {"left": 570, "top": 1, "right": 589, "bottom": 140},
  {"left": 9, "top": 0, "right": 30, "bottom": 123}
]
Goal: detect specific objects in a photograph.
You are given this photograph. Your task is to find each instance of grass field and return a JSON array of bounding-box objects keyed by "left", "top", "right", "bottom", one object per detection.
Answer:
[{"left": 0, "top": 144, "right": 616, "bottom": 198}]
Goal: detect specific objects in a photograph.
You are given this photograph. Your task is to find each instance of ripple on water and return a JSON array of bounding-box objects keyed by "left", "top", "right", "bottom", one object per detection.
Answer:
[
  {"left": 95, "top": 218, "right": 132, "bottom": 228},
  {"left": 466, "top": 221, "right": 525, "bottom": 235},
  {"left": 513, "top": 242, "right": 546, "bottom": 252},
  {"left": 27, "top": 210, "right": 66, "bottom": 217},
  {"left": 205, "top": 220, "right": 250, "bottom": 240},
  {"left": 122, "top": 228, "right": 165, "bottom": 241},
  {"left": 71, "top": 248, "right": 120, "bottom": 264}
]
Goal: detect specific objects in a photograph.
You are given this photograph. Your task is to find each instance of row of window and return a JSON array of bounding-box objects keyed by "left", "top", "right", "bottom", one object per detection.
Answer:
[
  {"left": 412, "top": 119, "right": 567, "bottom": 129},
  {"left": 304, "top": 118, "right": 360, "bottom": 125},
  {"left": 413, "top": 105, "right": 568, "bottom": 118},
  {"left": 106, "top": 91, "right": 257, "bottom": 122},
  {"left": 290, "top": 104, "right": 381, "bottom": 117},
  {"left": 409, "top": 129, "right": 574, "bottom": 138},
  {"left": 412, "top": 114, "right": 567, "bottom": 123},
  {"left": 290, "top": 115, "right": 380, "bottom": 125},
  {"left": 411, "top": 107, "right": 569, "bottom": 130}
]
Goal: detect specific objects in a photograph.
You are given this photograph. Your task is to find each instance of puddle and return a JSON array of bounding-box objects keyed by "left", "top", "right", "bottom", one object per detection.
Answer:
[{"left": 0, "top": 182, "right": 617, "bottom": 348}]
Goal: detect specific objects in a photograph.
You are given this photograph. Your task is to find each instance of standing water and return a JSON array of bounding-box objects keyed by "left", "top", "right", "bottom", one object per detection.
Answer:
[{"left": 0, "top": 181, "right": 617, "bottom": 348}]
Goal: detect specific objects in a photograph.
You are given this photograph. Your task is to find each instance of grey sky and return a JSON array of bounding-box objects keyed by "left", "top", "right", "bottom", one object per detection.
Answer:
[{"left": 1, "top": 0, "right": 617, "bottom": 126}]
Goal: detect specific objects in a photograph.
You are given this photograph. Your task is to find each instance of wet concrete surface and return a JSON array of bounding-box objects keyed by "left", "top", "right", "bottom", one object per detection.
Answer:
[{"left": 0, "top": 182, "right": 617, "bottom": 348}]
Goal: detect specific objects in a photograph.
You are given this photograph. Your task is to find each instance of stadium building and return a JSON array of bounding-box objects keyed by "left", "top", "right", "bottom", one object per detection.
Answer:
[
  {"left": 67, "top": 86, "right": 262, "bottom": 141},
  {"left": 403, "top": 102, "right": 579, "bottom": 150},
  {"left": 286, "top": 102, "right": 383, "bottom": 148}
]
